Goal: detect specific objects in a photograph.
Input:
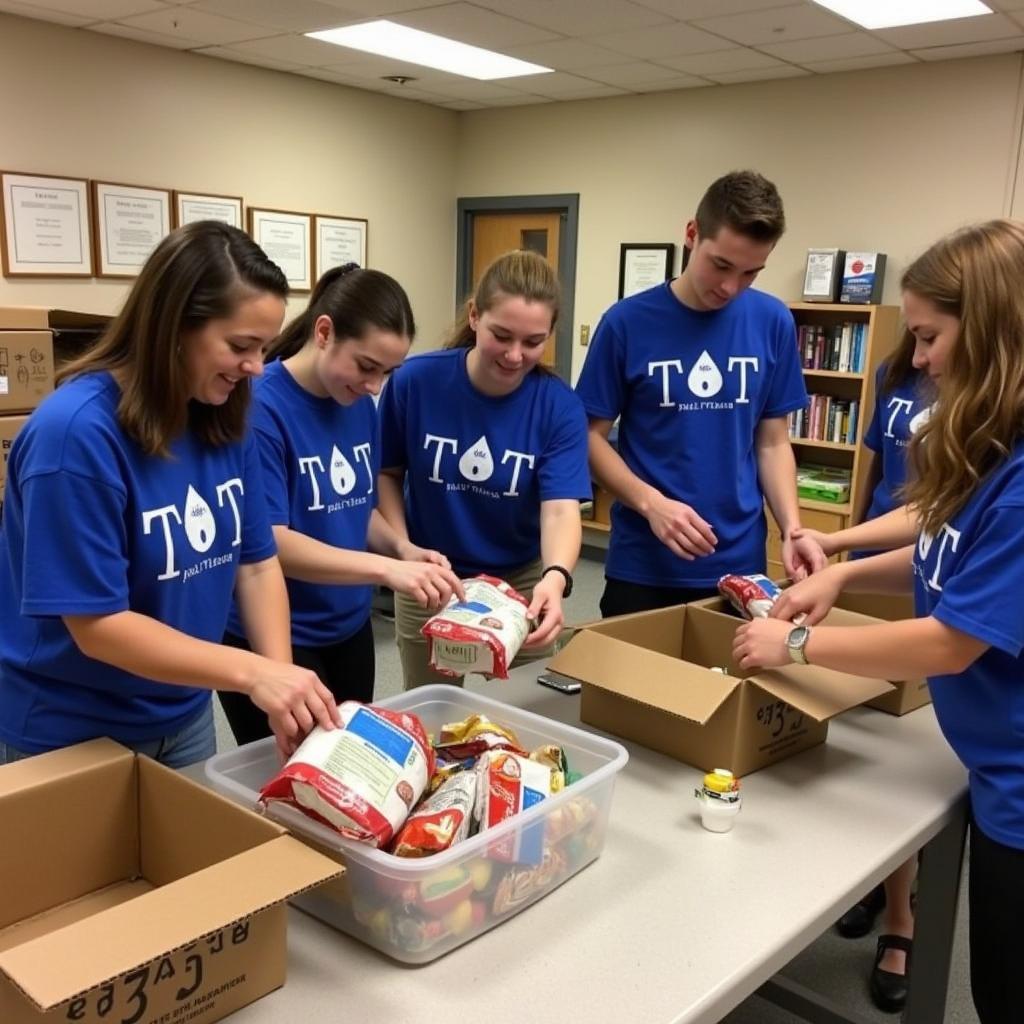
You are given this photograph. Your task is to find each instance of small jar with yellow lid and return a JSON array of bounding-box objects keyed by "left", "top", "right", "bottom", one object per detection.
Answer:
[{"left": 694, "top": 768, "right": 741, "bottom": 832}]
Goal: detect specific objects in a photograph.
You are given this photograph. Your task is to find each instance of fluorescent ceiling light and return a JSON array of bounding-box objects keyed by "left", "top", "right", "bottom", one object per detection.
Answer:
[
  {"left": 307, "top": 21, "right": 552, "bottom": 80},
  {"left": 811, "top": 0, "right": 991, "bottom": 30}
]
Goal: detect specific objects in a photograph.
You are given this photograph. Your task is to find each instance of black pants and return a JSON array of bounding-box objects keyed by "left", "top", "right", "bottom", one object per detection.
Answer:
[
  {"left": 600, "top": 577, "right": 719, "bottom": 618},
  {"left": 969, "top": 820, "right": 1024, "bottom": 1023},
  {"left": 219, "top": 618, "right": 376, "bottom": 746}
]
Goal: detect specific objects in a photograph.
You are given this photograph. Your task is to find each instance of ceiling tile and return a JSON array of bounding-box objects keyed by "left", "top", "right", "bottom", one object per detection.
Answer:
[
  {"left": 800, "top": 51, "right": 917, "bottom": 72},
  {"left": 0, "top": 1, "right": 93, "bottom": 25},
  {"left": 92, "top": 21, "right": 196, "bottom": 48},
  {"left": 576, "top": 59, "right": 693, "bottom": 85},
  {"left": 542, "top": 84, "right": 631, "bottom": 99},
  {"left": 873, "top": 13, "right": 1019, "bottom": 49},
  {"left": 705, "top": 64, "right": 811, "bottom": 83},
  {"left": 13, "top": 0, "right": 164, "bottom": 18},
  {"left": 583, "top": 20, "right": 734, "bottom": 58},
  {"left": 195, "top": 44, "right": 306, "bottom": 71},
  {"left": 911, "top": 34, "right": 1024, "bottom": 60},
  {"left": 481, "top": 93, "right": 553, "bottom": 105},
  {"left": 189, "top": 0, "right": 350, "bottom": 34},
  {"left": 314, "top": 0, "right": 453, "bottom": 13},
  {"left": 759, "top": 31, "right": 896, "bottom": 62},
  {"left": 632, "top": 73, "right": 711, "bottom": 90},
  {"left": 503, "top": 37, "right": 634, "bottom": 69},
  {"left": 316, "top": 54, "right": 467, "bottom": 85},
  {"left": 420, "top": 78, "right": 535, "bottom": 99},
  {"left": 501, "top": 69, "right": 613, "bottom": 96},
  {"left": 440, "top": 99, "right": 486, "bottom": 109},
  {"left": 390, "top": 2, "right": 560, "bottom": 47},
  {"left": 658, "top": 46, "right": 783, "bottom": 73},
  {"left": 229, "top": 31, "right": 366, "bottom": 65},
  {"left": 693, "top": 3, "right": 853, "bottom": 46},
  {"left": 471, "top": 0, "right": 672, "bottom": 37},
  {"left": 630, "top": 0, "right": 799, "bottom": 14},
  {"left": 112, "top": 6, "right": 276, "bottom": 45}
]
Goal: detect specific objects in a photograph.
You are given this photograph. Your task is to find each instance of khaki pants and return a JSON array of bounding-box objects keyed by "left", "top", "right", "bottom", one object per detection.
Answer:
[{"left": 396, "top": 560, "right": 554, "bottom": 690}]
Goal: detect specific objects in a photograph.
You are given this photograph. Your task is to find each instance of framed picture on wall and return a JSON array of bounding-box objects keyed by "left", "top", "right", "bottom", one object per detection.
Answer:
[
  {"left": 618, "top": 242, "right": 675, "bottom": 299},
  {"left": 1, "top": 170, "right": 93, "bottom": 277},
  {"left": 314, "top": 214, "right": 368, "bottom": 278},
  {"left": 248, "top": 207, "right": 312, "bottom": 292},
  {"left": 173, "top": 190, "right": 243, "bottom": 229},
  {"left": 92, "top": 180, "right": 171, "bottom": 278}
]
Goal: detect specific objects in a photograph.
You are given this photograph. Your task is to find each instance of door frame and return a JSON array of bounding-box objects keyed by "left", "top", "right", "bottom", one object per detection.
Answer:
[{"left": 456, "top": 193, "right": 579, "bottom": 383}]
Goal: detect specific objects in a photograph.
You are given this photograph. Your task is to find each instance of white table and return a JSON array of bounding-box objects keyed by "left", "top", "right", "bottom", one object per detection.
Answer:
[{"left": 202, "top": 665, "right": 968, "bottom": 1024}]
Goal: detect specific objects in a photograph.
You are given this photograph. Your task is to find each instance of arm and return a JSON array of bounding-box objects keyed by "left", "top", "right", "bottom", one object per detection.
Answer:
[
  {"left": 756, "top": 416, "right": 827, "bottom": 579},
  {"left": 523, "top": 499, "right": 582, "bottom": 648},
  {"left": 733, "top": 613, "right": 988, "bottom": 679},
  {"left": 795, "top": 504, "right": 918, "bottom": 559},
  {"left": 377, "top": 468, "right": 409, "bottom": 540},
  {"left": 852, "top": 450, "right": 881, "bottom": 525},
  {"left": 588, "top": 417, "right": 716, "bottom": 559}
]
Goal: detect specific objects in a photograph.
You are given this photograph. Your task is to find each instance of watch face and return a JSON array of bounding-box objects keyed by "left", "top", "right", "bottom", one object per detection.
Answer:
[{"left": 788, "top": 626, "right": 809, "bottom": 647}]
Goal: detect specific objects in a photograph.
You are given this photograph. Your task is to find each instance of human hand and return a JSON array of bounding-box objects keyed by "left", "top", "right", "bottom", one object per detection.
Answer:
[
  {"left": 769, "top": 565, "right": 845, "bottom": 625},
  {"left": 646, "top": 493, "right": 717, "bottom": 561},
  {"left": 384, "top": 557, "right": 464, "bottom": 610},
  {"left": 522, "top": 573, "right": 565, "bottom": 649},
  {"left": 733, "top": 618, "right": 794, "bottom": 671},
  {"left": 783, "top": 531, "right": 830, "bottom": 581},
  {"left": 247, "top": 659, "right": 341, "bottom": 759}
]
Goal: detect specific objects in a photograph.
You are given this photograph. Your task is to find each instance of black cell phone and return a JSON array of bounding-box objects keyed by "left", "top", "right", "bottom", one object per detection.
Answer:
[{"left": 536, "top": 670, "right": 582, "bottom": 694}]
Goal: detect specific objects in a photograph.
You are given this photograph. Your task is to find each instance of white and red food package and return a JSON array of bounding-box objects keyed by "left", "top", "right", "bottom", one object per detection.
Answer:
[
  {"left": 390, "top": 769, "right": 478, "bottom": 858},
  {"left": 475, "top": 749, "right": 552, "bottom": 864},
  {"left": 421, "top": 575, "right": 532, "bottom": 679},
  {"left": 717, "top": 573, "right": 783, "bottom": 620},
  {"left": 260, "top": 701, "right": 435, "bottom": 847}
]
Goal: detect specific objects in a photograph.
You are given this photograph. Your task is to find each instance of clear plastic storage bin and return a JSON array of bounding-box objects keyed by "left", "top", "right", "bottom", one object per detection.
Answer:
[{"left": 205, "top": 684, "right": 628, "bottom": 964}]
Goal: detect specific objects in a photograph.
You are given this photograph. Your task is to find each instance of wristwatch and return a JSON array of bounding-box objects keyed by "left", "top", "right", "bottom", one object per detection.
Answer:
[
  {"left": 541, "top": 565, "right": 573, "bottom": 598},
  {"left": 786, "top": 625, "right": 812, "bottom": 665}
]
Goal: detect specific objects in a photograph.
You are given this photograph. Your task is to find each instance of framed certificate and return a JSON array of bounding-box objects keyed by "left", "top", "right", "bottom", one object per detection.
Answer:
[
  {"left": 618, "top": 243, "right": 675, "bottom": 299},
  {"left": 314, "top": 214, "right": 368, "bottom": 278},
  {"left": 1, "top": 171, "right": 93, "bottom": 277},
  {"left": 802, "top": 248, "right": 844, "bottom": 303},
  {"left": 92, "top": 180, "right": 171, "bottom": 278},
  {"left": 248, "top": 207, "right": 312, "bottom": 292},
  {"left": 173, "top": 190, "right": 243, "bottom": 229}
]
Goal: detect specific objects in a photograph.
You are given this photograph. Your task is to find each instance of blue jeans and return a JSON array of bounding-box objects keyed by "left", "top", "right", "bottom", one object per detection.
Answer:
[{"left": 0, "top": 701, "right": 217, "bottom": 770}]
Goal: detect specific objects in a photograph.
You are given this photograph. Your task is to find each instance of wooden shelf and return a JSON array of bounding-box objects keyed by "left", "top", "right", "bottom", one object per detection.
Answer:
[
  {"left": 789, "top": 437, "right": 858, "bottom": 452},
  {"left": 789, "top": 302, "right": 875, "bottom": 314},
  {"left": 581, "top": 519, "right": 610, "bottom": 533},
  {"left": 803, "top": 369, "right": 865, "bottom": 380},
  {"left": 799, "top": 497, "right": 851, "bottom": 516}
]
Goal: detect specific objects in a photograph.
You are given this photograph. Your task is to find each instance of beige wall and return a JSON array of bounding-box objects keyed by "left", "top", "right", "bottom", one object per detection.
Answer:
[
  {"left": 0, "top": 13, "right": 459, "bottom": 348},
  {"left": 456, "top": 56, "right": 1024, "bottom": 379}
]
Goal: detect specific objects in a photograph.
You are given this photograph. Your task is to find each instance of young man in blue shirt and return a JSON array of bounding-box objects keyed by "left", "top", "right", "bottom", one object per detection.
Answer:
[{"left": 576, "top": 170, "right": 826, "bottom": 616}]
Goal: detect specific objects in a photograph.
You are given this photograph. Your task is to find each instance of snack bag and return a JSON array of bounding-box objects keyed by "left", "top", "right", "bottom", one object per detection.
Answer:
[
  {"left": 391, "top": 770, "right": 478, "bottom": 858},
  {"left": 475, "top": 749, "right": 552, "bottom": 864},
  {"left": 717, "top": 573, "right": 782, "bottom": 620},
  {"left": 421, "top": 575, "right": 531, "bottom": 679},
  {"left": 435, "top": 713, "right": 524, "bottom": 760},
  {"left": 260, "top": 702, "right": 434, "bottom": 847}
]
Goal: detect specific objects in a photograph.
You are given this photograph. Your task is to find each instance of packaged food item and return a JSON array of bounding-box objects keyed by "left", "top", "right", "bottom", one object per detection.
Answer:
[
  {"left": 492, "top": 846, "right": 568, "bottom": 916},
  {"left": 260, "top": 702, "right": 434, "bottom": 847},
  {"left": 717, "top": 573, "right": 782, "bottom": 620},
  {"left": 694, "top": 768, "right": 742, "bottom": 834},
  {"left": 475, "top": 749, "right": 552, "bottom": 864},
  {"left": 435, "top": 713, "right": 524, "bottom": 760},
  {"left": 391, "top": 770, "right": 478, "bottom": 858},
  {"left": 529, "top": 744, "right": 571, "bottom": 792},
  {"left": 421, "top": 575, "right": 532, "bottom": 679}
]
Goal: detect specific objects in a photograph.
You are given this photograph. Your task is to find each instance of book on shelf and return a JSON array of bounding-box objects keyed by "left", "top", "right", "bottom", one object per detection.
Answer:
[
  {"left": 797, "top": 463, "right": 852, "bottom": 504},
  {"left": 796, "top": 322, "right": 867, "bottom": 373},
  {"left": 788, "top": 395, "right": 860, "bottom": 445}
]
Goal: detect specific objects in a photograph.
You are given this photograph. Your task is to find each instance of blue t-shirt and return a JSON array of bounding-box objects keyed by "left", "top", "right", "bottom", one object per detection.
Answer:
[
  {"left": 226, "top": 361, "right": 379, "bottom": 646},
  {"left": 862, "top": 365, "right": 930, "bottom": 521},
  {"left": 913, "top": 439, "right": 1024, "bottom": 849},
  {"left": 378, "top": 349, "right": 591, "bottom": 577},
  {"left": 575, "top": 283, "right": 807, "bottom": 587},
  {"left": 0, "top": 372, "right": 276, "bottom": 753}
]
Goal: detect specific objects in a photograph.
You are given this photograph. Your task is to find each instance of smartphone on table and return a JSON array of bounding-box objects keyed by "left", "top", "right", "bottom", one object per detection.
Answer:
[{"left": 536, "top": 669, "right": 582, "bottom": 694}]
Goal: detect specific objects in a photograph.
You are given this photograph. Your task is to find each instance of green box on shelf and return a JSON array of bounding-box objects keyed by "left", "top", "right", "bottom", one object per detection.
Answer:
[{"left": 797, "top": 464, "right": 850, "bottom": 504}]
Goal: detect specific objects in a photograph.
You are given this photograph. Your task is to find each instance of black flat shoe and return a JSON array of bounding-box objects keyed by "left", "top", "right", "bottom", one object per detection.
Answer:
[
  {"left": 870, "top": 933, "right": 912, "bottom": 1014},
  {"left": 835, "top": 883, "right": 886, "bottom": 939}
]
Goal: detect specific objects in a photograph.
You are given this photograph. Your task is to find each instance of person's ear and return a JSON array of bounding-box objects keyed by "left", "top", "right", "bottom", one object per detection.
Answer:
[{"left": 313, "top": 314, "right": 334, "bottom": 349}]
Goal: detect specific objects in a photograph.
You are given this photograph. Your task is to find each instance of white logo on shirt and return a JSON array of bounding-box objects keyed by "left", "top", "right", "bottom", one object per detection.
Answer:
[
  {"left": 908, "top": 404, "right": 932, "bottom": 435},
  {"left": 647, "top": 353, "right": 760, "bottom": 408},
  {"left": 884, "top": 397, "right": 914, "bottom": 438},
  {"left": 298, "top": 442, "right": 373, "bottom": 511},
  {"left": 422, "top": 433, "right": 536, "bottom": 498},
  {"left": 917, "top": 523, "right": 961, "bottom": 592},
  {"left": 142, "top": 478, "right": 244, "bottom": 581}
]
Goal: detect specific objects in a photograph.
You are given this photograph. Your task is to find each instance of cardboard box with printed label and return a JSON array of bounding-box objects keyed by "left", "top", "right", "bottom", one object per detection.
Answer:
[
  {"left": 0, "top": 739, "right": 342, "bottom": 1024},
  {"left": 0, "top": 308, "right": 109, "bottom": 415},
  {"left": 549, "top": 603, "right": 893, "bottom": 776}
]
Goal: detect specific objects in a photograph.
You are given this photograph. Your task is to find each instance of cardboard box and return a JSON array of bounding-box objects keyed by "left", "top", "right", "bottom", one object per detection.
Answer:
[
  {"left": 0, "top": 739, "right": 342, "bottom": 1024},
  {"left": 0, "top": 415, "right": 28, "bottom": 503},
  {"left": 0, "top": 308, "right": 109, "bottom": 414},
  {"left": 549, "top": 603, "right": 892, "bottom": 776}
]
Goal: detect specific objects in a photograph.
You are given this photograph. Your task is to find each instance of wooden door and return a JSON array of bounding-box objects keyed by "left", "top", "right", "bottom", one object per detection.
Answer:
[{"left": 470, "top": 211, "right": 561, "bottom": 368}]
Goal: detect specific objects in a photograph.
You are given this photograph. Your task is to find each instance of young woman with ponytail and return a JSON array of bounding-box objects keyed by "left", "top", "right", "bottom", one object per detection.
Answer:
[
  {"left": 734, "top": 220, "right": 1024, "bottom": 1024},
  {"left": 220, "top": 264, "right": 462, "bottom": 744},
  {"left": 377, "top": 250, "right": 591, "bottom": 690}
]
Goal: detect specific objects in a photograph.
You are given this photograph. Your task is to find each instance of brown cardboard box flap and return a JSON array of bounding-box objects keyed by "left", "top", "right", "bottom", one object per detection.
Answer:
[
  {"left": 0, "top": 308, "right": 109, "bottom": 331},
  {"left": 746, "top": 664, "right": 894, "bottom": 722},
  {"left": 550, "top": 630, "right": 736, "bottom": 724},
  {"left": 0, "top": 835, "right": 342, "bottom": 1011},
  {"left": 0, "top": 738, "right": 132, "bottom": 796}
]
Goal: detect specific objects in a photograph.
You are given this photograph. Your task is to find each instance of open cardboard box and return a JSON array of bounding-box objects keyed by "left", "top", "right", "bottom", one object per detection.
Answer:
[
  {"left": 0, "top": 739, "right": 342, "bottom": 1024},
  {"left": 549, "top": 602, "right": 893, "bottom": 776}
]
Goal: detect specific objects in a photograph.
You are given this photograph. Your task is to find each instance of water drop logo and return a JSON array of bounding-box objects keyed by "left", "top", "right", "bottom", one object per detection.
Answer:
[
  {"left": 687, "top": 350, "right": 723, "bottom": 398},
  {"left": 183, "top": 485, "right": 216, "bottom": 553},
  {"left": 330, "top": 445, "right": 357, "bottom": 495},
  {"left": 458, "top": 435, "right": 494, "bottom": 482},
  {"left": 909, "top": 404, "right": 933, "bottom": 435}
]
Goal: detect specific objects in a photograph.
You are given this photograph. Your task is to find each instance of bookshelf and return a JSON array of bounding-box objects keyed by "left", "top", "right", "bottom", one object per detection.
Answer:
[{"left": 766, "top": 302, "right": 902, "bottom": 578}]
